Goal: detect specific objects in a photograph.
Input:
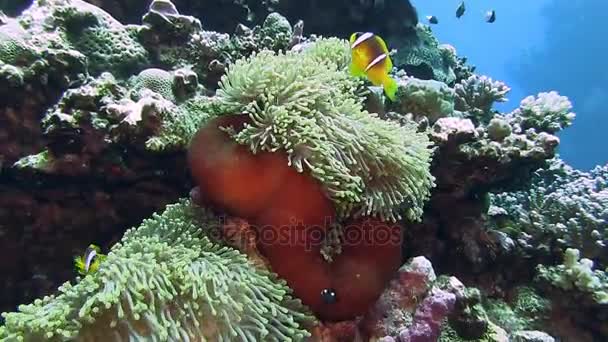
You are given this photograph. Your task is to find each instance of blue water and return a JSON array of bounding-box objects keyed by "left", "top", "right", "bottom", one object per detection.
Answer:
[{"left": 412, "top": 0, "right": 607, "bottom": 170}]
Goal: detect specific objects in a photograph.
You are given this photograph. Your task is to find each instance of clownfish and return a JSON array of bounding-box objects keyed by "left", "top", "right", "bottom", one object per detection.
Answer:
[
  {"left": 74, "top": 244, "right": 106, "bottom": 276},
  {"left": 349, "top": 32, "right": 398, "bottom": 101}
]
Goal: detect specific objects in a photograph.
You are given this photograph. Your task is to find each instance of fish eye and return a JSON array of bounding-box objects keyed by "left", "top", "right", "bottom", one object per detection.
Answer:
[{"left": 320, "top": 288, "right": 338, "bottom": 304}]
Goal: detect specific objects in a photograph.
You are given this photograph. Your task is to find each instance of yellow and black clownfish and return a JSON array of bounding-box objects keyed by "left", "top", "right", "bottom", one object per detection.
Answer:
[
  {"left": 349, "top": 32, "right": 398, "bottom": 101},
  {"left": 74, "top": 244, "right": 106, "bottom": 276}
]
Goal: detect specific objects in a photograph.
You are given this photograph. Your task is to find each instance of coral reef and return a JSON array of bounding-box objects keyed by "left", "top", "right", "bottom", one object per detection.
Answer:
[
  {"left": 506, "top": 91, "right": 575, "bottom": 134},
  {"left": 489, "top": 159, "right": 607, "bottom": 264},
  {"left": 537, "top": 248, "right": 608, "bottom": 304},
  {"left": 392, "top": 25, "right": 458, "bottom": 85},
  {"left": 454, "top": 75, "right": 511, "bottom": 125},
  {"left": 79, "top": 0, "right": 419, "bottom": 40},
  {"left": 484, "top": 286, "right": 550, "bottom": 333},
  {"left": 389, "top": 76, "right": 455, "bottom": 124},
  {"left": 534, "top": 248, "right": 608, "bottom": 340},
  {"left": 20, "top": 0, "right": 149, "bottom": 76},
  {"left": 0, "top": 0, "right": 603, "bottom": 340},
  {"left": 0, "top": 71, "right": 194, "bottom": 315}
]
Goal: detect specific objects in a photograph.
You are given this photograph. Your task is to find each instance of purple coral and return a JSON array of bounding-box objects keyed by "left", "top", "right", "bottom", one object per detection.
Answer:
[{"left": 398, "top": 289, "right": 456, "bottom": 342}]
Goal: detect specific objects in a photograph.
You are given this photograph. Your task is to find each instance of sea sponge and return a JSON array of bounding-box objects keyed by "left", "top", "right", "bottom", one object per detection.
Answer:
[
  {"left": 0, "top": 200, "right": 314, "bottom": 341},
  {"left": 214, "top": 38, "right": 435, "bottom": 222}
]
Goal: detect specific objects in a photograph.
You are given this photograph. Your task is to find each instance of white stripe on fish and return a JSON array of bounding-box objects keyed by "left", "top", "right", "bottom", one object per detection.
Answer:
[
  {"left": 364, "top": 53, "right": 387, "bottom": 72},
  {"left": 351, "top": 32, "right": 374, "bottom": 49},
  {"left": 85, "top": 249, "right": 97, "bottom": 272}
]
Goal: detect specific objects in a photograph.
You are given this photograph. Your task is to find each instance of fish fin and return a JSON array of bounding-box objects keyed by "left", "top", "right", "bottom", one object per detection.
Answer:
[
  {"left": 383, "top": 76, "right": 398, "bottom": 101},
  {"left": 74, "top": 256, "right": 86, "bottom": 276},
  {"left": 385, "top": 54, "right": 393, "bottom": 72},
  {"left": 349, "top": 60, "right": 366, "bottom": 77},
  {"left": 89, "top": 260, "right": 100, "bottom": 273},
  {"left": 349, "top": 32, "right": 358, "bottom": 46}
]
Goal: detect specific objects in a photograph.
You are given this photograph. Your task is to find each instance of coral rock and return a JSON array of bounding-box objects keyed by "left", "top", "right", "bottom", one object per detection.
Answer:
[{"left": 511, "top": 330, "right": 556, "bottom": 342}]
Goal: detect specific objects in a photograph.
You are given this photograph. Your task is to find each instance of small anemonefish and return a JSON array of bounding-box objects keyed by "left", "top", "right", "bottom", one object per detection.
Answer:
[
  {"left": 349, "top": 32, "right": 398, "bottom": 101},
  {"left": 74, "top": 244, "right": 106, "bottom": 276}
]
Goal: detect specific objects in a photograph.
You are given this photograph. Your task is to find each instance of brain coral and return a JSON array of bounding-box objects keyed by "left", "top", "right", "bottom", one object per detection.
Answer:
[
  {"left": 131, "top": 68, "right": 175, "bottom": 101},
  {"left": 0, "top": 200, "right": 314, "bottom": 341},
  {"left": 70, "top": 26, "right": 148, "bottom": 76}
]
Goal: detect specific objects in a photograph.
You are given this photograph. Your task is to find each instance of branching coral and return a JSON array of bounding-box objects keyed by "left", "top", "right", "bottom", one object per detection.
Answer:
[
  {"left": 489, "top": 159, "right": 607, "bottom": 264},
  {"left": 537, "top": 248, "right": 608, "bottom": 304},
  {"left": 506, "top": 91, "right": 575, "bottom": 134},
  {"left": 214, "top": 38, "right": 435, "bottom": 222},
  {"left": 0, "top": 200, "right": 314, "bottom": 341},
  {"left": 454, "top": 75, "right": 511, "bottom": 125}
]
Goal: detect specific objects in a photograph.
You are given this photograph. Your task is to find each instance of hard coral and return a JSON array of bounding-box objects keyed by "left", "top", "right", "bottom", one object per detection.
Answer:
[
  {"left": 390, "top": 77, "right": 455, "bottom": 124},
  {"left": 537, "top": 248, "right": 608, "bottom": 304},
  {"left": 130, "top": 68, "right": 176, "bottom": 102},
  {"left": 506, "top": 91, "right": 575, "bottom": 134},
  {"left": 454, "top": 75, "right": 511, "bottom": 125},
  {"left": 0, "top": 200, "right": 314, "bottom": 341},
  {"left": 392, "top": 25, "right": 457, "bottom": 85},
  {"left": 17, "top": 0, "right": 150, "bottom": 77},
  {"left": 489, "top": 159, "right": 608, "bottom": 264}
]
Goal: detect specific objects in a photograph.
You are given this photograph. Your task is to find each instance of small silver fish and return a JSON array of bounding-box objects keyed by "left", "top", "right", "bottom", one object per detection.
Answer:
[
  {"left": 456, "top": 1, "right": 466, "bottom": 18},
  {"left": 485, "top": 10, "right": 496, "bottom": 23},
  {"left": 426, "top": 15, "right": 439, "bottom": 24}
]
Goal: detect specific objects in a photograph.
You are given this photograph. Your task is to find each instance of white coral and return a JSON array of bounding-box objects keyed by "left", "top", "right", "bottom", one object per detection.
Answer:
[{"left": 454, "top": 75, "right": 511, "bottom": 124}]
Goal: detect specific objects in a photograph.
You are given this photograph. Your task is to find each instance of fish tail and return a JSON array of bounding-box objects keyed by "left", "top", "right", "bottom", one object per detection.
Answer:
[{"left": 383, "top": 76, "right": 398, "bottom": 101}]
